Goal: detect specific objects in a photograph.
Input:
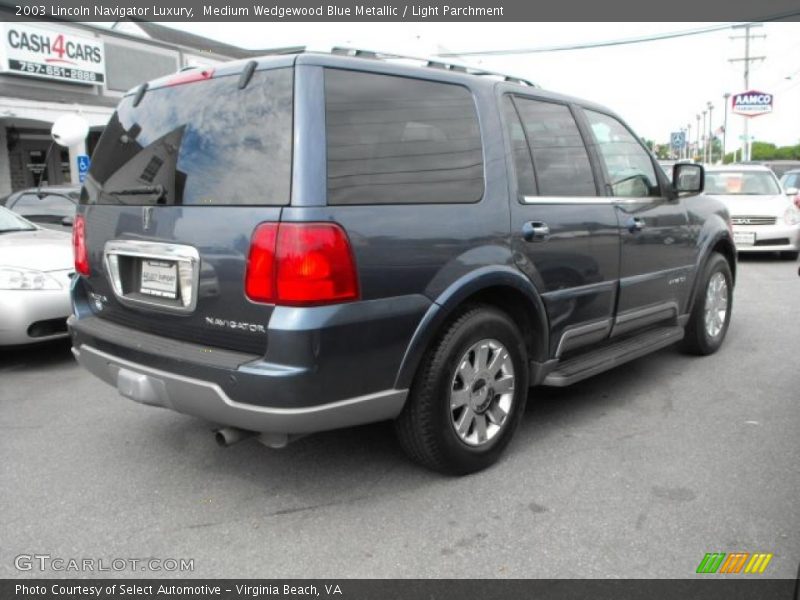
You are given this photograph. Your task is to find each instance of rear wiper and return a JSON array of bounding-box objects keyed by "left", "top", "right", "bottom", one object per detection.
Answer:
[{"left": 107, "top": 185, "right": 167, "bottom": 204}]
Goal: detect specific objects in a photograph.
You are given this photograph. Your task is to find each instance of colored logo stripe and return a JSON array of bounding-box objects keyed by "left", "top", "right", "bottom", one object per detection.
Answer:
[
  {"left": 696, "top": 552, "right": 773, "bottom": 574},
  {"left": 719, "top": 553, "right": 749, "bottom": 573},
  {"left": 697, "top": 553, "right": 726, "bottom": 573},
  {"left": 745, "top": 553, "right": 773, "bottom": 574}
]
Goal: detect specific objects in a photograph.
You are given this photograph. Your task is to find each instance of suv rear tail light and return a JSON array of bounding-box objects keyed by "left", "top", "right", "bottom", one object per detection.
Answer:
[
  {"left": 245, "top": 222, "right": 359, "bottom": 306},
  {"left": 73, "top": 215, "right": 90, "bottom": 276}
]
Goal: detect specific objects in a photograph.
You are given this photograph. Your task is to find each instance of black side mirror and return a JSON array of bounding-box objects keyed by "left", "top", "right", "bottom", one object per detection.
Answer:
[{"left": 673, "top": 163, "right": 704, "bottom": 194}]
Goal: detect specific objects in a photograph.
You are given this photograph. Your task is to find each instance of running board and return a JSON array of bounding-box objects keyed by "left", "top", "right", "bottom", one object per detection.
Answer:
[{"left": 542, "top": 326, "right": 685, "bottom": 387}]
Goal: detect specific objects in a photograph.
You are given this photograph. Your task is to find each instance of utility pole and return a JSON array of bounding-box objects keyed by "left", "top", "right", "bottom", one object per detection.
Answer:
[
  {"left": 722, "top": 92, "right": 731, "bottom": 163},
  {"left": 729, "top": 23, "right": 766, "bottom": 161}
]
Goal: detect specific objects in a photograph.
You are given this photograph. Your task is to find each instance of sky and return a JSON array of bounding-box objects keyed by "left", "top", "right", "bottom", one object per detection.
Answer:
[{"left": 147, "top": 21, "right": 800, "bottom": 152}]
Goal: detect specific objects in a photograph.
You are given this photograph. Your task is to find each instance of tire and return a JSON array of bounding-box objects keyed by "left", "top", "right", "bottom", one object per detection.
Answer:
[
  {"left": 780, "top": 251, "right": 799, "bottom": 261},
  {"left": 681, "top": 253, "right": 733, "bottom": 356},
  {"left": 394, "top": 305, "right": 529, "bottom": 475}
]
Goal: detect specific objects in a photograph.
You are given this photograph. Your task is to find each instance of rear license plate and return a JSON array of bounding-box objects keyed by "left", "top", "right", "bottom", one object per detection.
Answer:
[
  {"left": 734, "top": 231, "right": 755, "bottom": 246},
  {"left": 140, "top": 259, "right": 178, "bottom": 299}
]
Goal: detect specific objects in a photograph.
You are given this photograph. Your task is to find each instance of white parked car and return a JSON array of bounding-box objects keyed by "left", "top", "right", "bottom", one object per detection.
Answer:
[
  {"left": 704, "top": 165, "right": 800, "bottom": 260},
  {"left": 0, "top": 206, "right": 73, "bottom": 345}
]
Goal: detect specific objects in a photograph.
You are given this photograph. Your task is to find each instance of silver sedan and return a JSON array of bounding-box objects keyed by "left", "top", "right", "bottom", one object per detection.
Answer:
[{"left": 0, "top": 207, "right": 73, "bottom": 346}]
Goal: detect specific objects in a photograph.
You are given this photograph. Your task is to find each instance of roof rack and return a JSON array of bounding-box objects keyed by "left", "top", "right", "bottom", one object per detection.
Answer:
[{"left": 328, "top": 46, "right": 539, "bottom": 87}]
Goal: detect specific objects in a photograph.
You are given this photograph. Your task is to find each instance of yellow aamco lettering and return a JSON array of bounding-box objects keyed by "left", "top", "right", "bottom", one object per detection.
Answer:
[{"left": 284, "top": 584, "right": 317, "bottom": 595}]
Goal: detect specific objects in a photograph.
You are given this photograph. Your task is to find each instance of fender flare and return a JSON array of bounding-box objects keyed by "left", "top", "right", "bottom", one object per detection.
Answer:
[
  {"left": 393, "top": 266, "right": 549, "bottom": 390},
  {"left": 687, "top": 225, "right": 736, "bottom": 315}
]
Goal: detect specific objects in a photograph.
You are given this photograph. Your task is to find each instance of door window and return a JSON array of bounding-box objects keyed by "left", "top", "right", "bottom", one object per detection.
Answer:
[
  {"left": 584, "top": 110, "right": 660, "bottom": 198},
  {"left": 512, "top": 97, "right": 596, "bottom": 197}
]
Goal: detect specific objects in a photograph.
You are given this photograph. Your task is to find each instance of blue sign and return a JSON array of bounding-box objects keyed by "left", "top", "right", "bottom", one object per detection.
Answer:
[
  {"left": 76, "top": 154, "right": 90, "bottom": 183},
  {"left": 670, "top": 131, "right": 686, "bottom": 150}
]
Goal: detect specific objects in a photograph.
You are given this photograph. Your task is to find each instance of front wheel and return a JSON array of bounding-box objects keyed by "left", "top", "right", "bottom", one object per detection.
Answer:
[
  {"left": 394, "top": 305, "right": 529, "bottom": 475},
  {"left": 682, "top": 253, "right": 733, "bottom": 355}
]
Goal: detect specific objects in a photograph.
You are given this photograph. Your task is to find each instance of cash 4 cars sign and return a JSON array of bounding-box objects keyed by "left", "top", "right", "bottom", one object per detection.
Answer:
[
  {"left": 731, "top": 90, "right": 773, "bottom": 118},
  {"left": 0, "top": 23, "right": 105, "bottom": 85}
]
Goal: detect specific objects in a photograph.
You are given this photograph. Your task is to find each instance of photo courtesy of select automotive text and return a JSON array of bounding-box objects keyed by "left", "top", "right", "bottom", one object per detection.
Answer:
[{"left": 0, "top": 0, "right": 798, "bottom": 597}]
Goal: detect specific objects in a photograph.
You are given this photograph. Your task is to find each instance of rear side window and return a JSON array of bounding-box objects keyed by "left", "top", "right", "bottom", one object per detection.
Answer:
[
  {"left": 511, "top": 97, "right": 596, "bottom": 197},
  {"left": 84, "top": 68, "right": 293, "bottom": 206},
  {"left": 324, "top": 69, "right": 483, "bottom": 205}
]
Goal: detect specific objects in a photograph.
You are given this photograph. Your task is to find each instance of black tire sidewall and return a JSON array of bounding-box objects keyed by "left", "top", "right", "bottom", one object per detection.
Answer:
[
  {"left": 694, "top": 254, "right": 733, "bottom": 354},
  {"left": 428, "top": 308, "right": 528, "bottom": 473}
]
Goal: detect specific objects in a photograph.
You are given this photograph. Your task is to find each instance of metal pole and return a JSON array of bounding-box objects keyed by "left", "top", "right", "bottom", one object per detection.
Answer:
[
  {"left": 695, "top": 114, "right": 701, "bottom": 161},
  {"left": 707, "top": 102, "right": 714, "bottom": 164},
  {"left": 722, "top": 93, "right": 730, "bottom": 163},
  {"left": 702, "top": 110, "right": 707, "bottom": 164},
  {"left": 686, "top": 123, "right": 692, "bottom": 161},
  {"left": 744, "top": 24, "right": 750, "bottom": 161}
]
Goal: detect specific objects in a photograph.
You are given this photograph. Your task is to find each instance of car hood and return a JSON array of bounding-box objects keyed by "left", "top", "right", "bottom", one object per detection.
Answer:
[
  {"left": 0, "top": 228, "right": 73, "bottom": 271},
  {"left": 705, "top": 194, "right": 790, "bottom": 217}
]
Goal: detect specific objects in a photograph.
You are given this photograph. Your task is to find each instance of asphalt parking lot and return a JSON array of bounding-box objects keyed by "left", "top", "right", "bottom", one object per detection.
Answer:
[{"left": 2, "top": 256, "right": 798, "bottom": 579}]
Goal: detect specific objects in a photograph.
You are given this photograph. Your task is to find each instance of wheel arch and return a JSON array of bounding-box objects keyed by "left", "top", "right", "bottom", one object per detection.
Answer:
[
  {"left": 687, "top": 229, "right": 737, "bottom": 316},
  {"left": 393, "top": 266, "right": 549, "bottom": 391}
]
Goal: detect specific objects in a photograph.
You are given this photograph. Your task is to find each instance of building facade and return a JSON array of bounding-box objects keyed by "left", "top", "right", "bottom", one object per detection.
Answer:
[{"left": 0, "top": 19, "right": 250, "bottom": 196}]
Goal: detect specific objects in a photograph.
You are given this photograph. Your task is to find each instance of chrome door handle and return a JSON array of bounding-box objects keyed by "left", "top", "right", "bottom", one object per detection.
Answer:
[
  {"left": 627, "top": 217, "right": 645, "bottom": 233},
  {"left": 522, "top": 221, "right": 550, "bottom": 242}
]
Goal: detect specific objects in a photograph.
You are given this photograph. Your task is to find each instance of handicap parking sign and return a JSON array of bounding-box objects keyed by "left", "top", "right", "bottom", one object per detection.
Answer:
[
  {"left": 670, "top": 131, "right": 686, "bottom": 151},
  {"left": 77, "top": 154, "right": 90, "bottom": 183}
]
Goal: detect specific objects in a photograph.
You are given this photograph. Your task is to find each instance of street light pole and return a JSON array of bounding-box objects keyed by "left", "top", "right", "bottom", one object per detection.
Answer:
[
  {"left": 707, "top": 102, "right": 714, "bottom": 164},
  {"left": 695, "top": 114, "right": 701, "bottom": 161},
  {"left": 702, "top": 110, "right": 707, "bottom": 164},
  {"left": 722, "top": 92, "right": 731, "bottom": 163},
  {"left": 686, "top": 123, "right": 692, "bottom": 161}
]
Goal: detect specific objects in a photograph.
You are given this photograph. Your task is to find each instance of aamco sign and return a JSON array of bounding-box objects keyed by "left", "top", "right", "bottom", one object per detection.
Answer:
[
  {"left": 0, "top": 23, "right": 105, "bottom": 85},
  {"left": 731, "top": 90, "right": 773, "bottom": 118}
]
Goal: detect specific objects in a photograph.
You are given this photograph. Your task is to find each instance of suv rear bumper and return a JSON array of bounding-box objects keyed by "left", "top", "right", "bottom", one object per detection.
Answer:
[{"left": 73, "top": 344, "right": 407, "bottom": 434}]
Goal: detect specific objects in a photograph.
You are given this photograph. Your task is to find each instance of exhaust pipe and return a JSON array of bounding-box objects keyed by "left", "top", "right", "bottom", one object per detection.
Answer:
[{"left": 214, "top": 427, "right": 256, "bottom": 447}]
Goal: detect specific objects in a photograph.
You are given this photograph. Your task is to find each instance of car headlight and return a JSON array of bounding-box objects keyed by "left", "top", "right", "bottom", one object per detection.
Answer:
[
  {"left": 0, "top": 266, "right": 62, "bottom": 290},
  {"left": 784, "top": 206, "right": 800, "bottom": 226}
]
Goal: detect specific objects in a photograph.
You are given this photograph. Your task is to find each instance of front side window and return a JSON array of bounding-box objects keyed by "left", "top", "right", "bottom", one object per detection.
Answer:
[
  {"left": 584, "top": 110, "right": 660, "bottom": 198},
  {"left": 512, "top": 97, "right": 596, "bottom": 197},
  {"left": 324, "top": 69, "right": 484, "bottom": 205}
]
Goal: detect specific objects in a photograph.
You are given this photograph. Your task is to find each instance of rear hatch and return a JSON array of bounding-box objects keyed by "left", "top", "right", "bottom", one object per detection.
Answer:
[{"left": 79, "top": 63, "right": 294, "bottom": 354}]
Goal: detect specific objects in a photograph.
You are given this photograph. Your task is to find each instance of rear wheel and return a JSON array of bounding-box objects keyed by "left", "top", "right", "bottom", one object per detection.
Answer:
[
  {"left": 394, "top": 305, "right": 528, "bottom": 475},
  {"left": 682, "top": 253, "right": 733, "bottom": 355}
]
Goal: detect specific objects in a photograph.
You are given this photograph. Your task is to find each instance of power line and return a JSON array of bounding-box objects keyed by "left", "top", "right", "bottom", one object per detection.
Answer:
[{"left": 436, "top": 23, "right": 742, "bottom": 57}]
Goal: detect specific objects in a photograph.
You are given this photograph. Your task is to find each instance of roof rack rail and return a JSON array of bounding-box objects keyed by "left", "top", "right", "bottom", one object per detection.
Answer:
[{"left": 326, "top": 46, "right": 539, "bottom": 87}]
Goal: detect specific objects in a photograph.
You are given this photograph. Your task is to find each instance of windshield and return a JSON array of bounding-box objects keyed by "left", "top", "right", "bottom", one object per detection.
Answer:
[
  {"left": 0, "top": 207, "right": 36, "bottom": 232},
  {"left": 83, "top": 67, "right": 293, "bottom": 206},
  {"left": 705, "top": 171, "right": 781, "bottom": 196}
]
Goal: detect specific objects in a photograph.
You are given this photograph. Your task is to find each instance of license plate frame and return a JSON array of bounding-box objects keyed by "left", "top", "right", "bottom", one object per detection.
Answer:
[
  {"left": 733, "top": 231, "right": 756, "bottom": 246},
  {"left": 140, "top": 259, "right": 178, "bottom": 299}
]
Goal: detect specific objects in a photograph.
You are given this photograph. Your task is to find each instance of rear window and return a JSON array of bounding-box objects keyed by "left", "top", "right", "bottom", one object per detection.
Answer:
[
  {"left": 324, "top": 69, "right": 483, "bottom": 205},
  {"left": 11, "top": 193, "right": 75, "bottom": 218},
  {"left": 83, "top": 68, "right": 293, "bottom": 206}
]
